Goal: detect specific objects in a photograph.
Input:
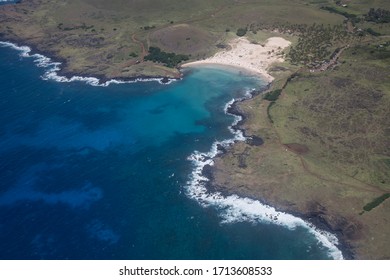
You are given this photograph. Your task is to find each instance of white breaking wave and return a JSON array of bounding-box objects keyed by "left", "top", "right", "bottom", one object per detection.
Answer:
[
  {"left": 0, "top": 41, "right": 178, "bottom": 86},
  {"left": 0, "top": 40, "right": 344, "bottom": 259},
  {"left": 185, "top": 90, "right": 344, "bottom": 260}
]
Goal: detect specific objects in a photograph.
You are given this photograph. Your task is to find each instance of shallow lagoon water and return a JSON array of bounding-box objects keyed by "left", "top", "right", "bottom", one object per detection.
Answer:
[{"left": 0, "top": 44, "right": 340, "bottom": 259}]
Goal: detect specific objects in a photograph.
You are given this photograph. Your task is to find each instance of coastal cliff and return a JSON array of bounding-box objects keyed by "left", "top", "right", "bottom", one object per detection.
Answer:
[{"left": 1, "top": 0, "right": 389, "bottom": 259}]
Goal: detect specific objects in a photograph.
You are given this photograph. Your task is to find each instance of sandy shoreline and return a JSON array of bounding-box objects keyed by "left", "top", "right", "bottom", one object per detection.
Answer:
[
  {"left": 183, "top": 36, "right": 354, "bottom": 259},
  {"left": 182, "top": 37, "right": 291, "bottom": 82},
  {"left": 1, "top": 35, "right": 350, "bottom": 259}
]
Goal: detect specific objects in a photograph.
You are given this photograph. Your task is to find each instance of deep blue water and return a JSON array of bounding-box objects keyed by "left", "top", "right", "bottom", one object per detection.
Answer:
[
  {"left": 0, "top": 0, "right": 19, "bottom": 6},
  {"left": 0, "top": 44, "right": 336, "bottom": 259}
]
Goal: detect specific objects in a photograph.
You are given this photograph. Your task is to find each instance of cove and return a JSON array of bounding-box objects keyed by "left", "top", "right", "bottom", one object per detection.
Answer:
[{"left": 0, "top": 42, "right": 341, "bottom": 259}]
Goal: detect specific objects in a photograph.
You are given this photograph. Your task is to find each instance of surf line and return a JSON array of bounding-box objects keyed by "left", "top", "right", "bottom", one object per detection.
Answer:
[
  {"left": 0, "top": 41, "right": 178, "bottom": 86},
  {"left": 1, "top": 40, "right": 344, "bottom": 259},
  {"left": 185, "top": 88, "right": 344, "bottom": 260}
]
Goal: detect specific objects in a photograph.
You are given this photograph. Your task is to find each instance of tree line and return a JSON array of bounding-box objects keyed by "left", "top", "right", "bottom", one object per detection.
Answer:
[{"left": 144, "top": 47, "right": 189, "bottom": 68}]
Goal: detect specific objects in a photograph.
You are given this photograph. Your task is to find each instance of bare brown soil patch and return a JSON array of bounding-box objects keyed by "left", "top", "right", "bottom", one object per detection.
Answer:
[{"left": 284, "top": 143, "right": 309, "bottom": 154}]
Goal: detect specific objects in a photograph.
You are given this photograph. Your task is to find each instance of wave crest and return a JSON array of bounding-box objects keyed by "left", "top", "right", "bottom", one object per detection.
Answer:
[
  {"left": 0, "top": 41, "right": 177, "bottom": 86},
  {"left": 185, "top": 90, "right": 344, "bottom": 260}
]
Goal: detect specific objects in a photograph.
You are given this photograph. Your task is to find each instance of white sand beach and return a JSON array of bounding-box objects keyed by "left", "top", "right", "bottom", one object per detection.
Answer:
[{"left": 182, "top": 37, "right": 291, "bottom": 82}]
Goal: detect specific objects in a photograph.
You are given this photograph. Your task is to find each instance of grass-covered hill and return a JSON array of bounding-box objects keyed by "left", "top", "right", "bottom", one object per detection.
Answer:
[
  {"left": 209, "top": 1, "right": 390, "bottom": 259},
  {"left": 0, "top": 0, "right": 345, "bottom": 78},
  {"left": 1, "top": 0, "right": 389, "bottom": 259}
]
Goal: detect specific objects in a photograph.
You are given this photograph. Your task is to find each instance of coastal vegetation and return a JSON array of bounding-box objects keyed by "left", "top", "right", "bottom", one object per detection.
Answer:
[
  {"left": 366, "top": 8, "right": 390, "bottom": 23},
  {"left": 212, "top": 39, "right": 390, "bottom": 259},
  {"left": 321, "top": 6, "right": 358, "bottom": 22},
  {"left": 263, "top": 89, "right": 282, "bottom": 123},
  {"left": 236, "top": 27, "right": 248, "bottom": 37},
  {"left": 363, "top": 193, "right": 390, "bottom": 212},
  {"left": 263, "top": 89, "right": 282, "bottom": 102},
  {"left": 288, "top": 23, "right": 352, "bottom": 66},
  {"left": 0, "top": 0, "right": 344, "bottom": 79},
  {"left": 144, "top": 47, "right": 189, "bottom": 68},
  {"left": 366, "top": 28, "right": 381, "bottom": 36},
  {"left": 1, "top": 0, "right": 389, "bottom": 259}
]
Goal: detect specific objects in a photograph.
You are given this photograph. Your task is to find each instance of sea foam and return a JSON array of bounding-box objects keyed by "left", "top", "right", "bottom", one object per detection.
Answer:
[
  {"left": 0, "top": 40, "right": 344, "bottom": 259},
  {"left": 0, "top": 41, "right": 177, "bottom": 86},
  {"left": 185, "top": 90, "right": 344, "bottom": 260}
]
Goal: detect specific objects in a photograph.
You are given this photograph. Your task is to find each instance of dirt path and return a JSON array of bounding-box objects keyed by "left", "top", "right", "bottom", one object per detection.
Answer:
[
  {"left": 131, "top": 33, "right": 147, "bottom": 61},
  {"left": 319, "top": 46, "right": 348, "bottom": 71}
]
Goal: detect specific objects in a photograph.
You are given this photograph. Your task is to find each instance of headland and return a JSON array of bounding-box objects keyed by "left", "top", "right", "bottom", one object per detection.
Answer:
[{"left": 1, "top": 0, "right": 389, "bottom": 259}]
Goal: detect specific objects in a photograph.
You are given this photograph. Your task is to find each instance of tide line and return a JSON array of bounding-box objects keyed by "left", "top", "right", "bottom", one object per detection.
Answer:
[
  {"left": 0, "top": 41, "right": 178, "bottom": 86},
  {"left": 0, "top": 40, "right": 344, "bottom": 259},
  {"left": 185, "top": 89, "right": 344, "bottom": 260}
]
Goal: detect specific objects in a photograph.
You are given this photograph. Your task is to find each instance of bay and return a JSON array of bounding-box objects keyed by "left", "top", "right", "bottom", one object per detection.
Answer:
[{"left": 0, "top": 44, "right": 336, "bottom": 259}]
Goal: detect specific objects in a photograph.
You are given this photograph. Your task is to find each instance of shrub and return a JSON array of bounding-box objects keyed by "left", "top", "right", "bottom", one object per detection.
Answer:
[
  {"left": 144, "top": 47, "right": 189, "bottom": 68},
  {"left": 366, "top": 8, "right": 390, "bottom": 23},
  {"left": 263, "top": 89, "right": 282, "bottom": 101},
  {"left": 236, "top": 27, "right": 247, "bottom": 37},
  {"left": 363, "top": 193, "right": 390, "bottom": 211},
  {"left": 366, "top": 28, "right": 381, "bottom": 36}
]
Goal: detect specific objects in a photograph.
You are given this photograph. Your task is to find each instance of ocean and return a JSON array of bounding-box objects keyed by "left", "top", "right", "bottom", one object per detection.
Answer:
[
  {"left": 0, "top": 1, "right": 18, "bottom": 5},
  {"left": 0, "top": 42, "right": 342, "bottom": 259}
]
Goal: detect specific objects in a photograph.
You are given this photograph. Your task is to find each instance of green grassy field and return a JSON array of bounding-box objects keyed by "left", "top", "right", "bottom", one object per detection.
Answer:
[
  {"left": 1, "top": 0, "right": 389, "bottom": 259},
  {"left": 0, "top": 0, "right": 344, "bottom": 78},
  {"left": 212, "top": 42, "right": 390, "bottom": 257},
  {"left": 205, "top": 0, "right": 390, "bottom": 259},
  {"left": 272, "top": 43, "right": 390, "bottom": 189}
]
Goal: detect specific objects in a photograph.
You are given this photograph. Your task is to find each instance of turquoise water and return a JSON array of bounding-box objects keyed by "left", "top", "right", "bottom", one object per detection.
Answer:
[
  {"left": 0, "top": 1, "right": 18, "bottom": 6},
  {"left": 0, "top": 42, "right": 341, "bottom": 259}
]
